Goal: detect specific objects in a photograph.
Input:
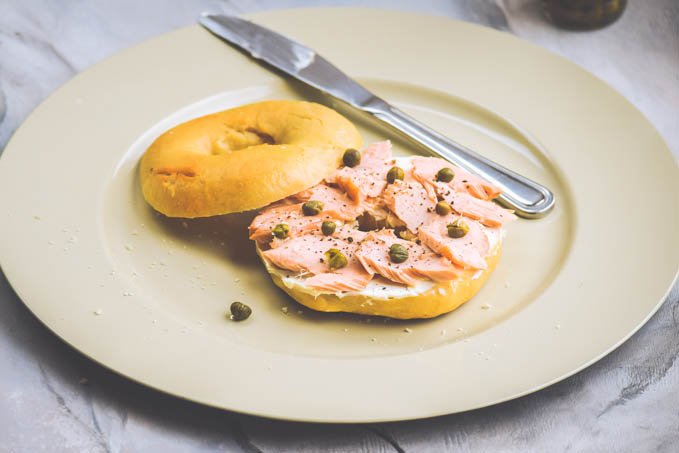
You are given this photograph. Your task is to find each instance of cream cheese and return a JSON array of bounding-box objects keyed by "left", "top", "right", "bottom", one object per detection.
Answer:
[{"left": 262, "top": 250, "right": 437, "bottom": 300}]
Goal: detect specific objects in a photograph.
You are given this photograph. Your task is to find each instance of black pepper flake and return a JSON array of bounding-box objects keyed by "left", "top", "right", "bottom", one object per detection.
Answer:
[{"left": 347, "top": 237, "right": 354, "bottom": 243}]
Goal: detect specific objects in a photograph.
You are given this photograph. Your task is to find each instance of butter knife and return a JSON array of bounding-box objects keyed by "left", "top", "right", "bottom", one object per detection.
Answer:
[{"left": 199, "top": 14, "right": 555, "bottom": 218}]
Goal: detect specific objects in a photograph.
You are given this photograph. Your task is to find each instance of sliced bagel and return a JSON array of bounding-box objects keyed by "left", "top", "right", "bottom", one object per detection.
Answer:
[
  {"left": 140, "top": 100, "right": 362, "bottom": 218},
  {"left": 250, "top": 147, "right": 515, "bottom": 320},
  {"left": 257, "top": 241, "right": 501, "bottom": 319}
]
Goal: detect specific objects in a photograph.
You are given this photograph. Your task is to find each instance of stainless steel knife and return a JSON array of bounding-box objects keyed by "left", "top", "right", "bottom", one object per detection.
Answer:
[{"left": 199, "top": 13, "right": 555, "bottom": 218}]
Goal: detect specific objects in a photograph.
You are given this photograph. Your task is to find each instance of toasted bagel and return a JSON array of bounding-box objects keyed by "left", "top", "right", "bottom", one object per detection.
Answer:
[{"left": 140, "top": 100, "right": 362, "bottom": 218}]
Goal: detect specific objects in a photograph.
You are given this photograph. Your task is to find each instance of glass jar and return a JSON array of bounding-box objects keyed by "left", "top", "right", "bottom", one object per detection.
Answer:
[{"left": 542, "top": 0, "right": 627, "bottom": 30}]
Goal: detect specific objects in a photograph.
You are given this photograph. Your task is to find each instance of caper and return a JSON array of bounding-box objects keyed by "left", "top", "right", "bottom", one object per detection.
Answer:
[
  {"left": 357, "top": 211, "right": 387, "bottom": 231},
  {"left": 386, "top": 166, "right": 405, "bottom": 184},
  {"left": 229, "top": 301, "right": 252, "bottom": 321},
  {"left": 435, "top": 201, "right": 452, "bottom": 216},
  {"left": 272, "top": 223, "right": 289, "bottom": 239},
  {"left": 389, "top": 243, "right": 409, "bottom": 263},
  {"left": 447, "top": 219, "right": 469, "bottom": 238},
  {"left": 321, "top": 221, "right": 337, "bottom": 236},
  {"left": 342, "top": 148, "right": 361, "bottom": 167},
  {"left": 436, "top": 167, "right": 455, "bottom": 183},
  {"left": 302, "top": 200, "right": 324, "bottom": 216},
  {"left": 324, "top": 248, "right": 348, "bottom": 270}
]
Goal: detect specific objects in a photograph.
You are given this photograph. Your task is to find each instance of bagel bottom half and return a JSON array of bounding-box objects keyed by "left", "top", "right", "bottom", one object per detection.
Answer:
[{"left": 256, "top": 242, "right": 502, "bottom": 320}]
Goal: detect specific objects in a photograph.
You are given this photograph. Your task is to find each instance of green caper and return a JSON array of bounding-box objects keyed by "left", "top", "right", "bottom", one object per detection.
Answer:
[
  {"left": 321, "top": 221, "right": 337, "bottom": 236},
  {"left": 342, "top": 148, "right": 361, "bottom": 167},
  {"left": 435, "top": 201, "right": 452, "bottom": 216},
  {"left": 229, "top": 301, "right": 252, "bottom": 321},
  {"left": 357, "top": 211, "right": 387, "bottom": 231},
  {"left": 447, "top": 219, "right": 470, "bottom": 238},
  {"left": 302, "top": 200, "right": 324, "bottom": 216},
  {"left": 324, "top": 248, "right": 348, "bottom": 270},
  {"left": 436, "top": 167, "right": 455, "bottom": 183},
  {"left": 389, "top": 243, "right": 409, "bottom": 263},
  {"left": 386, "top": 166, "right": 405, "bottom": 184},
  {"left": 272, "top": 223, "right": 289, "bottom": 239}
]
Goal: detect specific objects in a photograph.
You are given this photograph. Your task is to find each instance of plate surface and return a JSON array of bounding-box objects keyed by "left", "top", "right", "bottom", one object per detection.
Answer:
[{"left": 0, "top": 8, "right": 677, "bottom": 422}]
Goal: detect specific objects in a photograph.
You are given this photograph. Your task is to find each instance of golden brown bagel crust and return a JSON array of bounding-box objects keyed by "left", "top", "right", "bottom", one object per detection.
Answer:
[
  {"left": 258, "top": 243, "right": 501, "bottom": 320},
  {"left": 140, "top": 100, "right": 362, "bottom": 218}
]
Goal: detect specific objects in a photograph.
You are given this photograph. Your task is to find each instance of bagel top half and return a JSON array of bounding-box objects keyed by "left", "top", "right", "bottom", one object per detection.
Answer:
[{"left": 140, "top": 100, "right": 362, "bottom": 218}]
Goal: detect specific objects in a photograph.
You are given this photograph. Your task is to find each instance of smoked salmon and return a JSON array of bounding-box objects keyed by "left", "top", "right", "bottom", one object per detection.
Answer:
[
  {"left": 251, "top": 142, "right": 513, "bottom": 292},
  {"left": 328, "top": 141, "right": 393, "bottom": 202},
  {"left": 418, "top": 214, "right": 490, "bottom": 270},
  {"left": 248, "top": 203, "right": 330, "bottom": 244},
  {"left": 382, "top": 180, "right": 436, "bottom": 233},
  {"left": 249, "top": 203, "right": 330, "bottom": 245},
  {"left": 439, "top": 191, "right": 516, "bottom": 228},
  {"left": 262, "top": 227, "right": 372, "bottom": 292},
  {"left": 355, "top": 230, "right": 460, "bottom": 286},
  {"left": 250, "top": 185, "right": 363, "bottom": 244},
  {"left": 410, "top": 156, "right": 501, "bottom": 201},
  {"left": 290, "top": 184, "right": 362, "bottom": 221},
  {"left": 410, "top": 156, "right": 516, "bottom": 227}
]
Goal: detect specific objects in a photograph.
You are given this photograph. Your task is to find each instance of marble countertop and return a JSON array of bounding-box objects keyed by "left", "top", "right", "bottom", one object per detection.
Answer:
[{"left": 1, "top": 1, "right": 677, "bottom": 451}]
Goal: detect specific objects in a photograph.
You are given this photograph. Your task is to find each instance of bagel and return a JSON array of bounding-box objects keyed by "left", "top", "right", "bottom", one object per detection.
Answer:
[
  {"left": 249, "top": 146, "right": 516, "bottom": 320},
  {"left": 140, "top": 100, "right": 362, "bottom": 218},
  {"left": 257, "top": 241, "right": 501, "bottom": 320}
]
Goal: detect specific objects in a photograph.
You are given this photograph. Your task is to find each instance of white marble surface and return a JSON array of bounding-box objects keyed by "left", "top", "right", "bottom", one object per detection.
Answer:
[{"left": 1, "top": 1, "right": 678, "bottom": 451}]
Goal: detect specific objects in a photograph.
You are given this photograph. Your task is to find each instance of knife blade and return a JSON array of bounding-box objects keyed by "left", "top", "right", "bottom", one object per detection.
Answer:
[{"left": 199, "top": 13, "right": 554, "bottom": 218}]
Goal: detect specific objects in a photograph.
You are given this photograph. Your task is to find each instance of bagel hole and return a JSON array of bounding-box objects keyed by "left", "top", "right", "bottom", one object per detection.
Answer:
[
  {"left": 211, "top": 127, "right": 276, "bottom": 155},
  {"left": 245, "top": 127, "right": 275, "bottom": 145}
]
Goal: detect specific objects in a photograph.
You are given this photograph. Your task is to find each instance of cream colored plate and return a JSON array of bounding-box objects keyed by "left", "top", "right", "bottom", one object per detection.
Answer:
[{"left": 1, "top": 9, "right": 677, "bottom": 422}]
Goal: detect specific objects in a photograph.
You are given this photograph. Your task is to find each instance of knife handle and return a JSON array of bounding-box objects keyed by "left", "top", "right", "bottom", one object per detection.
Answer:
[{"left": 362, "top": 99, "right": 555, "bottom": 218}]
